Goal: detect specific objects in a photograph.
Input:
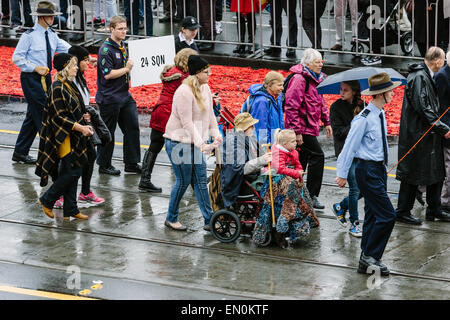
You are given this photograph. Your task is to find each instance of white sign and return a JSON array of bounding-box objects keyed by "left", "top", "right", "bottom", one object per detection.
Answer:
[{"left": 128, "top": 35, "right": 176, "bottom": 87}]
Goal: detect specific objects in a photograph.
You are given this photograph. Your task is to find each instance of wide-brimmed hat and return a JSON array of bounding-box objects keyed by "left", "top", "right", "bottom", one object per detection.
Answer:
[
  {"left": 361, "top": 72, "right": 402, "bottom": 95},
  {"left": 30, "top": 1, "right": 62, "bottom": 16},
  {"left": 234, "top": 113, "right": 259, "bottom": 131}
]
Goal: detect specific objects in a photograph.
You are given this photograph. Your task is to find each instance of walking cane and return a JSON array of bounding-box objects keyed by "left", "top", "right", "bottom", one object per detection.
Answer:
[{"left": 262, "top": 143, "right": 276, "bottom": 228}]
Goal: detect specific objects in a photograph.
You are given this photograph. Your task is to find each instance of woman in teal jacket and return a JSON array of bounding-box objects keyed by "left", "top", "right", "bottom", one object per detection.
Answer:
[{"left": 240, "top": 71, "right": 285, "bottom": 144}]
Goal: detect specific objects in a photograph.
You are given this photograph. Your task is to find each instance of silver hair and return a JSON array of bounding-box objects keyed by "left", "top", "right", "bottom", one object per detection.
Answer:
[
  {"left": 300, "top": 48, "right": 322, "bottom": 66},
  {"left": 447, "top": 50, "right": 450, "bottom": 67}
]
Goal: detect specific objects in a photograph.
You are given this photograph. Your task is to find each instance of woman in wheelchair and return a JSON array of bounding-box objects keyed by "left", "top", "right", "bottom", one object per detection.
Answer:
[
  {"left": 252, "top": 129, "right": 319, "bottom": 248},
  {"left": 221, "top": 112, "right": 272, "bottom": 210}
]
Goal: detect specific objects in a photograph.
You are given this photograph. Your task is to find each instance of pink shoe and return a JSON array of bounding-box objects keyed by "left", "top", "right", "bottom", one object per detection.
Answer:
[
  {"left": 78, "top": 191, "right": 105, "bottom": 205},
  {"left": 54, "top": 196, "right": 64, "bottom": 209}
]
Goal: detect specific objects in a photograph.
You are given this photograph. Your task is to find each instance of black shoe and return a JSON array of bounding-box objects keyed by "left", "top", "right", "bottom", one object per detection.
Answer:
[
  {"left": 159, "top": 16, "right": 170, "bottom": 23},
  {"left": 245, "top": 44, "right": 259, "bottom": 54},
  {"left": 199, "top": 43, "right": 215, "bottom": 52},
  {"left": 124, "top": 163, "right": 142, "bottom": 174},
  {"left": 396, "top": 214, "right": 422, "bottom": 225},
  {"left": 286, "top": 48, "right": 296, "bottom": 57},
  {"left": 426, "top": 210, "right": 450, "bottom": 222},
  {"left": 357, "top": 253, "right": 390, "bottom": 276},
  {"left": 415, "top": 191, "right": 425, "bottom": 206},
  {"left": 233, "top": 44, "right": 244, "bottom": 53},
  {"left": 263, "top": 47, "right": 281, "bottom": 56},
  {"left": 12, "top": 152, "right": 36, "bottom": 164},
  {"left": 312, "top": 196, "right": 325, "bottom": 210},
  {"left": 139, "top": 181, "right": 162, "bottom": 193},
  {"left": 99, "top": 165, "right": 121, "bottom": 176}
]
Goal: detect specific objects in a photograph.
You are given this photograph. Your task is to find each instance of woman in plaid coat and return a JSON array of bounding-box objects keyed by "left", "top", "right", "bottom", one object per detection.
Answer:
[{"left": 36, "top": 53, "right": 95, "bottom": 220}]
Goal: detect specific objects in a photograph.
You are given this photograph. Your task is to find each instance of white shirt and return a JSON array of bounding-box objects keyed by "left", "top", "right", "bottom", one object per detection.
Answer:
[{"left": 178, "top": 32, "right": 194, "bottom": 46}]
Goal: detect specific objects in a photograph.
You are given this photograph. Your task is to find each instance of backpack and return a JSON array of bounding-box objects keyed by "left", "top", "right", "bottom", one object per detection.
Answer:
[{"left": 282, "top": 73, "right": 310, "bottom": 110}]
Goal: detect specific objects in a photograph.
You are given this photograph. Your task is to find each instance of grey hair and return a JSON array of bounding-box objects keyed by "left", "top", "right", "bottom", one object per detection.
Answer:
[
  {"left": 300, "top": 48, "right": 322, "bottom": 65},
  {"left": 447, "top": 50, "right": 450, "bottom": 67}
]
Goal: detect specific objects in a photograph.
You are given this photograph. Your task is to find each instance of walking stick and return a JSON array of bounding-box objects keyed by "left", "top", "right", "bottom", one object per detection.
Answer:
[{"left": 262, "top": 143, "right": 276, "bottom": 228}]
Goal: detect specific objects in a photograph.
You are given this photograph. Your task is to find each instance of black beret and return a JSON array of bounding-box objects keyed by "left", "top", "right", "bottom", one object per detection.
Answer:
[{"left": 68, "top": 45, "right": 90, "bottom": 64}]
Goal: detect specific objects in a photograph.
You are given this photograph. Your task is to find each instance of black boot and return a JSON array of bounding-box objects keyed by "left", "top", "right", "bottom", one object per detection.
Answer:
[{"left": 139, "top": 150, "right": 162, "bottom": 192}]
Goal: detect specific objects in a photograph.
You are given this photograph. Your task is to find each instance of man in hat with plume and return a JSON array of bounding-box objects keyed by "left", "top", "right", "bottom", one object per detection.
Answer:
[
  {"left": 11, "top": 1, "right": 71, "bottom": 165},
  {"left": 336, "top": 72, "right": 402, "bottom": 276}
]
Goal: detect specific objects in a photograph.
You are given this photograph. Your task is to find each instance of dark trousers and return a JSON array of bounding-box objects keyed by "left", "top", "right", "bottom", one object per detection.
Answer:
[
  {"left": 163, "top": 0, "right": 175, "bottom": 17},
  {"left": 356, "top": 161, "right": 396, "bottom": 260},
  {"left": 236, "top": 12, "right": 256, "bottom": 44},
  {"left": 125, "top": 0, "right": 153, "bottom": 36},
  {"left": 270, "top": 0, "right": 297, "bottom": 47},
  {"left": 96, "top": 96, "right": 141, "bottom": 167},
  {"left": 298, "top": 134, "right": 324, "bottom": 197},
  {"left": 302, "top": 0, "right": 327, "bottom": 49},
  {"left": 2, "top": 0, "right": 10, "bottom": 15},
  {"left": 10, "top": 0, "right": 32, "bottom": 26},
  {"left": 199, "top": 0, "right": 216, "bottom": 40},
  {"left": 396, "top": 181, "right": 443, "bottom": 217},
  {"left": 14, "top": 72, "right": 51, "bottom": 156},
  {"left": 149, "top": 128, "right": 165, "bottom": 155},
  {"left": 81, "top": 154, "right": 95, "bottom": 195},
  {"left": 40, "top": 154, "right": 82, "bottom": 217}
]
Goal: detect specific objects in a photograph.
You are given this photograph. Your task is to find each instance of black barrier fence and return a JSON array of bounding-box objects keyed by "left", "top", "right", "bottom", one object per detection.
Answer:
[{"left": 1, "top": 0, "right": 449, "bottom": 60}]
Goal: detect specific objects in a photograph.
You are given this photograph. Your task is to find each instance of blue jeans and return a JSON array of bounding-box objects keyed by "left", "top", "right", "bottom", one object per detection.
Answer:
[
  {"left": 165, "top": 139, "right": 212, "bottom": 225},
  {"left": 339, "top": 159, "right": 361, "bottom": 223}
]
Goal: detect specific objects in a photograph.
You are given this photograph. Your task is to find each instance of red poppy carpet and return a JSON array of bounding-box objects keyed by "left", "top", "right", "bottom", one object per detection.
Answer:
[{"left": 0, "top": 46, "right": 404, "bottom": 135}]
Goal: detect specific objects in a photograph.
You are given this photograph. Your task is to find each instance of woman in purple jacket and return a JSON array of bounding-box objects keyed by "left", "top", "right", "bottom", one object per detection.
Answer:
[{"left": 284, "top": 48, "right": 332, "bottom": 210}]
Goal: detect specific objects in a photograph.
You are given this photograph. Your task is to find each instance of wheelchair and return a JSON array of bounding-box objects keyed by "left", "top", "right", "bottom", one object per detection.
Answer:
[{"left": 209, "top": 178, "right": 273, "bottom": 247}]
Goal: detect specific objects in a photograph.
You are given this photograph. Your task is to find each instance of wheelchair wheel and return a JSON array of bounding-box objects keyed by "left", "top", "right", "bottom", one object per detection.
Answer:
[
  {"left": 401, "top": 32, "right": 413, "bottom": 55},
  {"left": 210, "top": 209, "right": 242, "bottom": 243}
]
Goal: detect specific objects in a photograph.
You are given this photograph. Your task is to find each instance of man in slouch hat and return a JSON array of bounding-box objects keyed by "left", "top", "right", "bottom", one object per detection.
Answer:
[
  {"left": 11, "top": 1, "right": 71, "bottom": 164},
  {"left": 336, "top": 72, "right": 402, "bottom": 276}
]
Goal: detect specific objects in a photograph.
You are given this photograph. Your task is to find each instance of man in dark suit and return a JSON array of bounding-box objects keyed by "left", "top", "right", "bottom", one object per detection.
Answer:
[{"left": 436, "top": 51, "right": 450, "bottom": 213}]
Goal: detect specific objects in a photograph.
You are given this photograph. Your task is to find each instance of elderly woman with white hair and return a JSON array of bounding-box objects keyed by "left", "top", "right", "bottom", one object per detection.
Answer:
[{"left": 284, "top": 48, "right": 332, "bottom": 210}]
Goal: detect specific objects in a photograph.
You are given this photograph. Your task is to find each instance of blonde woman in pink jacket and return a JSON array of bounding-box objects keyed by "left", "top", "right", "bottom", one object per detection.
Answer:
[{"left": 163, "top": 55, "right": 223, "bottom": 231}]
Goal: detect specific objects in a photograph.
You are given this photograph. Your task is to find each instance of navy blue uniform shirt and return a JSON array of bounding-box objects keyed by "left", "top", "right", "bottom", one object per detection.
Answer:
[{"left": 95, "top": 37, "right": 131, "bottom": 105}]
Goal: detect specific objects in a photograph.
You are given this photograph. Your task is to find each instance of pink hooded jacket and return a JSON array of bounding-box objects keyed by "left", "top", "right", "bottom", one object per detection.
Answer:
[{"left": 284, "top": 63, "right": 330, "bottom": 136}]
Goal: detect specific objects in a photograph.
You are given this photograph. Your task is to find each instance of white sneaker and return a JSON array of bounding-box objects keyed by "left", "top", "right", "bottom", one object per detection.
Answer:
[
  {"left": 215, "top": 21, "right": 223, "bottom": 34},
  {"left": 361, "top": 55, "right": 382, "bottom": 66}
]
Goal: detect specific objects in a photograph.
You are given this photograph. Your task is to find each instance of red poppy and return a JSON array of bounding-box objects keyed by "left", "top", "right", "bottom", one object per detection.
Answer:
[{"left": 0, "top": 46, "right": 404, "bottom": 135}]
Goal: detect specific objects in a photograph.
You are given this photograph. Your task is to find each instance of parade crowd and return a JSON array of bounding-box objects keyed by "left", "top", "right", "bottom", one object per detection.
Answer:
[{"left": 10, "top": 1, "right": 450, "bottom": 277}]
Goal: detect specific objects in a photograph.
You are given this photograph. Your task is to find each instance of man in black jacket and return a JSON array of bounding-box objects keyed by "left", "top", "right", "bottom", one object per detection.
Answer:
[
  {"left": 395, "top": 47, "right": 450, "bottom": 225},
  {"left": 436, "top": 50, "right": 450, "bottom": 213}
]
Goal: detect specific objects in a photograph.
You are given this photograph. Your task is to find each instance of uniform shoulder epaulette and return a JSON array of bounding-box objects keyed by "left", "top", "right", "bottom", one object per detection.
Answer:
[
  {"left": 360, "top": 109, "right": 371, "bottom": 118},
  {"left": 25, "top": 28, "right": 35, "bottom": 34}
]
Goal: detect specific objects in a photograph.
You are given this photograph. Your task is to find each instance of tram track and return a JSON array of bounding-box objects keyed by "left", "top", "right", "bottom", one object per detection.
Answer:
[
  {"left": 1, "top": 144, "right": 450, "bottom": 288},
  {"left": 1, "top": 216, "right": 450, "bottom": 286}
]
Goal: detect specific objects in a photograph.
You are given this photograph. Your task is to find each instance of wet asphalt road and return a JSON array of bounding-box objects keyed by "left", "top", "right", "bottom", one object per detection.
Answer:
[{"left": 0, "top": 101, "right": 449, "bottom": 301}]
